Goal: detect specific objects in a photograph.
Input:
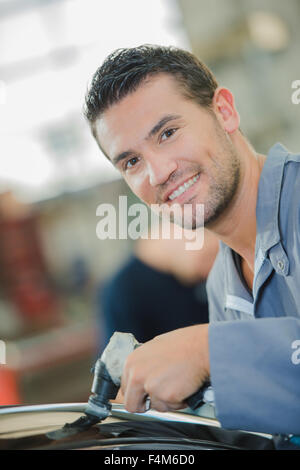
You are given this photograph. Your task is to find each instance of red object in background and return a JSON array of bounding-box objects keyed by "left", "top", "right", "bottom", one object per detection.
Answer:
[
  {"left": 0, "top": 215, "right": 60, "bottom": 324},
  {"left": 11, "top": 278, "right": 58, "bottom": 320},
  {"left": 0, "top": 368, "right": 21, "bottom": 405}
]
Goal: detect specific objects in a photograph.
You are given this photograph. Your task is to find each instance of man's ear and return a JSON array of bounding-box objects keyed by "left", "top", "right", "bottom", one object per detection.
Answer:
[{"left": 212, "top": 87, "right": 240, "bottom": 134}]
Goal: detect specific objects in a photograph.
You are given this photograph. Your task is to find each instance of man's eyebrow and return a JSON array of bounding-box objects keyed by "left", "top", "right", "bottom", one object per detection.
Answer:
[
  {"left": 146, "top": 114, "right": 181, "bottom": 140},
  {"left": 111, "top": 114, "right": 181, "bottom": 167},
  {"left": 112, "top": 150, "right": 134, "bottom": 167}
]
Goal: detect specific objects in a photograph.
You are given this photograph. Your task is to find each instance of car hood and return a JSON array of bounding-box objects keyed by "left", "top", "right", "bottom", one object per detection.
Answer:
[{"left": 0, "top": 403, "right": 274, "bottom": 450}]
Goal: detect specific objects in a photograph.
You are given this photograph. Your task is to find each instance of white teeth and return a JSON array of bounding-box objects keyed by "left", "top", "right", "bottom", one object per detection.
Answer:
[{"left": 168, "top": 173, "right": 200, "bottom": 201}]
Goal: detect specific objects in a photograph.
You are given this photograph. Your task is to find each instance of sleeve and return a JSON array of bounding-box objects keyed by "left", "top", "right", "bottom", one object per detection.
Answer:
[
  {"left": 208, "top": 317, "right": 300, "bottom": 435},
  {"left": 205, "top": 248, "right": 226, "bottom": 323}
]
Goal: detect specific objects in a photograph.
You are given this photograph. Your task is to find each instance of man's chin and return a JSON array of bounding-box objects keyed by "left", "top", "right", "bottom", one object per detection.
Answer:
[{"left": 163, "top": 214, "right": 205, "bottom": 233}]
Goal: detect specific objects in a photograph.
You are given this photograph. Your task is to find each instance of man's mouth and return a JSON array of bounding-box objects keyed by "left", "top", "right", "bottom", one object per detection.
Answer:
[{"left": 167, "top": 173, "right": 201, "bottom": 201}]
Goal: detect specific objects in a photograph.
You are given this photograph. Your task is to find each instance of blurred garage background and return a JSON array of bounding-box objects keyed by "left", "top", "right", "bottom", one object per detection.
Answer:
[{"left": 0, "top": 0, "right": 299, "bottom": 405}]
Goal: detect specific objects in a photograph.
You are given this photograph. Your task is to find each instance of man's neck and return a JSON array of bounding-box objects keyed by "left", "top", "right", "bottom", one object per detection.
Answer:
[{"left": 207, "top": 134, "right": 266, "bottom": 274}]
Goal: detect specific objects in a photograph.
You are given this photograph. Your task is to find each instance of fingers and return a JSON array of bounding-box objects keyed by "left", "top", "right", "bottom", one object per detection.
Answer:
[
  {"left": 147, "top": 397, "right": 169, "bottom": 413},
  {"left": 121, "top": 352, "right": 171, "bottom": 413},
  {"left": 121, "top": 363, "right": 185, "bottom": 414},
  {"left": 121, "top": 356, "right": 148, "bottom": 413},
  {"left": 124, "top": 386, "right": 147, "bottom": 413}
]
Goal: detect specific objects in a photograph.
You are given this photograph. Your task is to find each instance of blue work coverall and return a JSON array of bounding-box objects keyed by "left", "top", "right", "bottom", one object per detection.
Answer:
[{"left": 207, "top": 143, "right": 300, "bottom": 447}]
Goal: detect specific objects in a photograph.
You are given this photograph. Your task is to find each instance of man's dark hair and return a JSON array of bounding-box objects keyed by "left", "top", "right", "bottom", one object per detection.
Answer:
[{"left": 84, "top": 44, "right": 218, "bottom": 138}]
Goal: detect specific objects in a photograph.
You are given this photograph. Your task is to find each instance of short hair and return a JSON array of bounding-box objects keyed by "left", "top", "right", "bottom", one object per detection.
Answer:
[{"left": 84, "top": 44, "right": 218, "bottom": 138}]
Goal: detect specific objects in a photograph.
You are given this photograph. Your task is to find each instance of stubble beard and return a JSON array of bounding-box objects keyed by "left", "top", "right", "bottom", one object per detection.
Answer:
[
  {"left": 181, "top": 128, "right": 241, "bottom": 231},
  {"left": 202, "top": 142, "right": 241, "bottom": 229}
]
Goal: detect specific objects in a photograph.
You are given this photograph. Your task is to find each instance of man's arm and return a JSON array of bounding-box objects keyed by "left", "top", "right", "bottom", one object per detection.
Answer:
[
  {"left": 120, "top": 314, "right": 300, "bottom": 435},
  {"left": 206, "top": 256, "right": 300, "bottom": 436},
  {"left": 209, "top": 316, "right": 300, "bottom": 435}
]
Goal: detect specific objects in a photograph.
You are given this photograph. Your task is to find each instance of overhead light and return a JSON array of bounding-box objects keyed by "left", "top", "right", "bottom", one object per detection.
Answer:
[{"left": 247, "top": 11, "right": 290, "bottom": 52}]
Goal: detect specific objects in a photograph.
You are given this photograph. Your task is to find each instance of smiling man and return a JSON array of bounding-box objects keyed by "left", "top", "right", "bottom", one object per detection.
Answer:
[{"left": 84, "top": 45, "right": 300, "bottom": 447}]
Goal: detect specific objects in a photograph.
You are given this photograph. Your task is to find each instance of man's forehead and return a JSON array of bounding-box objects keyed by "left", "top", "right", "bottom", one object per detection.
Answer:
[{"left": 94, "top": 74, "right": 186, "bottom": 158}]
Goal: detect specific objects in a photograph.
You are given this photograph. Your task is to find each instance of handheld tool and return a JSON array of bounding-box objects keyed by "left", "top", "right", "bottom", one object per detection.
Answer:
[
  {"left": 85, "top": 332, "right": 140, "bottom": 420},
  {"left": 47, "top": 331, "right": 213, "bottom": 440}
]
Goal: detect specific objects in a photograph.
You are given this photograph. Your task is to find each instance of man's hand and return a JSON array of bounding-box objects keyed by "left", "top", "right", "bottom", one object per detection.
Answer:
[{"left": 121, "top": 324, "right": 210, "bottom": 413}]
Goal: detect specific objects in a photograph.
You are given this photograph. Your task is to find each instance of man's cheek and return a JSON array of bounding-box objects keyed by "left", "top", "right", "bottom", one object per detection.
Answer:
[{"left": 129, "top": 179, "right": 153, "bottom": 205}]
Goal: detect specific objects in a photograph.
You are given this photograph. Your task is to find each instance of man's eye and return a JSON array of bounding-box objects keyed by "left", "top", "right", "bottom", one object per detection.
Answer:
[
  {"left": 161, "top": 128, "right": 177, "bottom": 142},
  {"left": 124, "top": 157, "right": 139, "bottom": 171}
]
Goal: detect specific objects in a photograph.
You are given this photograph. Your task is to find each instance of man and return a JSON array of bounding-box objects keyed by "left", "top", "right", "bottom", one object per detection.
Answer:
[{"left": 84, "top": 45, "right": 300, "bottom": 445}]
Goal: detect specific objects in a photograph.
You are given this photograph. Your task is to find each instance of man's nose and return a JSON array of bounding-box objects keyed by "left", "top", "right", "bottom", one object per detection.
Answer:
[{"left": 147, "top": 154, "right": 177, "bottom": 187}]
